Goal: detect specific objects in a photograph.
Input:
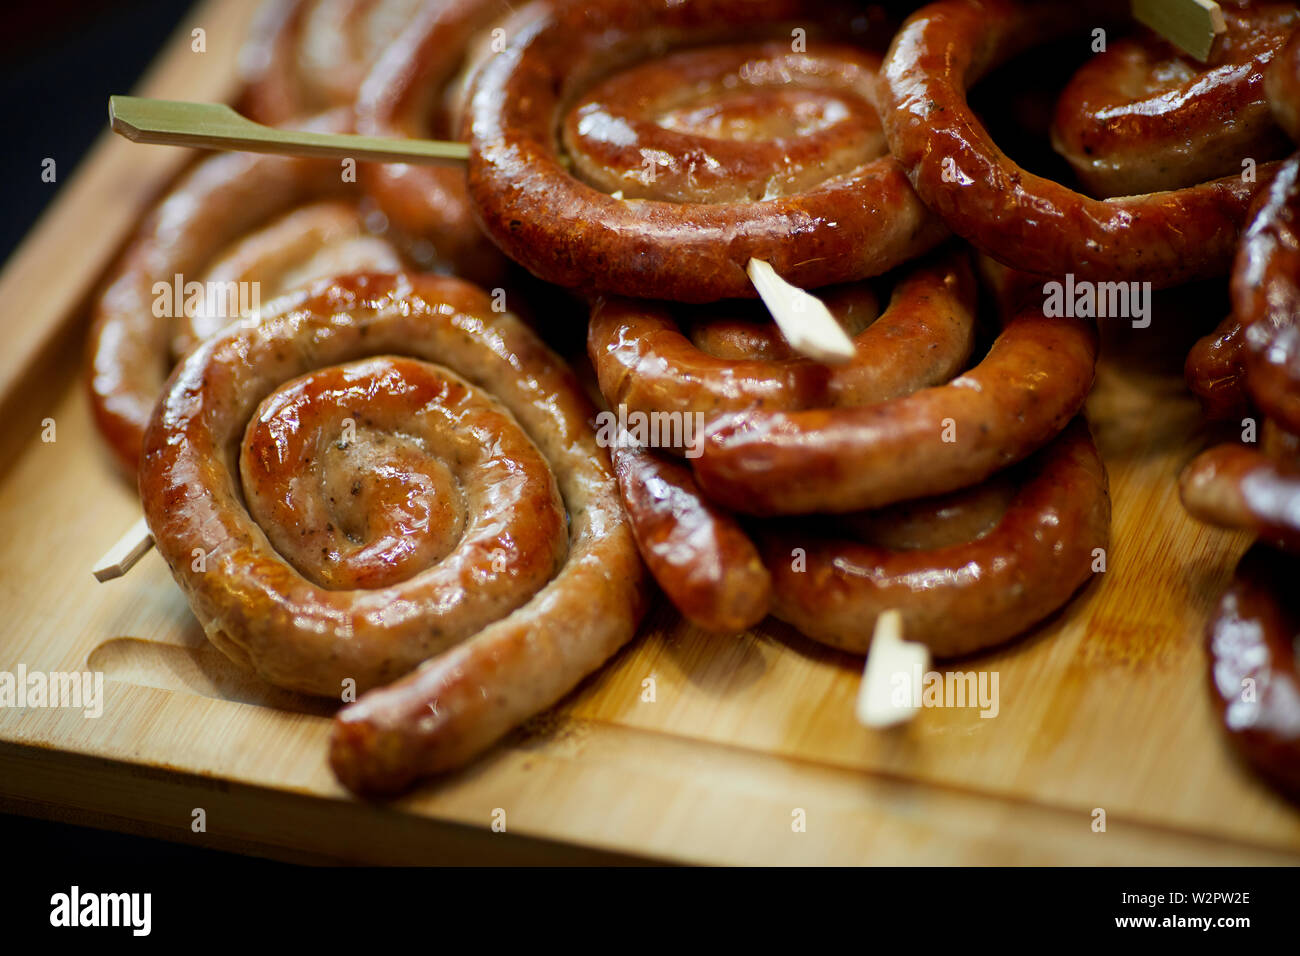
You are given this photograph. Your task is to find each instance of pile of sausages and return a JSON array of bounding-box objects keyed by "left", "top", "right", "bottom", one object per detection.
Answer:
[{"left": 85, "top": 0, "right": 1300, "bottom": 799}]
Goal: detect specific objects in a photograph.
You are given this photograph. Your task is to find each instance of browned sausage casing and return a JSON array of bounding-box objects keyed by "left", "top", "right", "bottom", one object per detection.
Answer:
[
  {"left": 762, "top": 418, "right": 1110, "bottom": 657},
  {"left": 354, "top": 0, "right": 517, "bottom": 281},
  {"left": 1051, "top": 2, "right": 1297, "bottom": 198},
  {"left": 611, "top": 444, "right": 771, "bottom": 634},
  {"left": 1267, "top": 25, "right": 1300, "bottom": 142},
  {"left": 238, "top": 0, "right": 423, "bottom": 124},
  {"left": 1236, "top": 154, "right": 1300, "bottom": 433},
  {"left": 879, "top": 0, "right": 1281, "bottom": 286},
  {"left": 1206, "top": 543, "right": 1300, "bottom": 802},
  {"left": 588, "top": 248, "right": 978, "bottom": 436},
  {"left": 137, "top": 273, "right": 647, "bottom": 794},
  {"left": 467, "top": 0, "right": 948, "bottom": 302},
  {"left": 693, "top": 297, "right": 1098, "bottom": 515},
  {"left": 86, "top": 111, "right": 400, "bottom": 476},
  {"left": 1185, "top": 315, "right": 1250, "bottom": 421}
]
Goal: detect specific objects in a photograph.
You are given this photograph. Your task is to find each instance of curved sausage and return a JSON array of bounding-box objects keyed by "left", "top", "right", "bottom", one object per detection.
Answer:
[
  {"left": 692, "top": 296, "right": 1098, "bottom": 515},
  {"left": 467, "top": 0, "right": 948, "bottom": 302},
  {"left": 238, "top": 0, "right": 421, "bottom": 124},
  {"left": 1180, "top": 440, "right": 1300, "bottom": 552},
  {"left": 1206, "top": 543, "right": 1300, "bottom": 802},
  {"left": 1185, "top": 314, "right": 1250, "bottom": 421},
  {"left": 1266, "top": 24, "right": 1300, "bottom": 142},
  {"left": 86, "top": 110, "right": 388, "bottom": 476},
  {"left": 1051, "top": 2, "right": 1297, "bottom": 197},
  {"left": 611, "top": 444, "right": 770, "bottom": 633},
  {"left": 354, "top": 0, "right": 515, "bottom": 281},
  {"left": 878, "top": 0, "right": 1281, "bottom": 286},
  {"left": 174, "top": 200, "right": 402, "bottom": 356},
  {"left": 1235, "top": 153, "right": 1300, "bottom": 433},
  {"left": 136, "top": 273, "right": 648, "bottom": 793},
  {"left": 588, "top": 247, "right": 978, "bottom": 434},
  {"left": 761, "top": 418, "right": 1109, "bottom": 656}
]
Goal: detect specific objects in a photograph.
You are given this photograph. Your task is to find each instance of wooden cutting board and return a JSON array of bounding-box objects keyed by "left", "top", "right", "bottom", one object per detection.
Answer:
[{"left": 1, "top": 0, "right": 1297, "bottom": 865}]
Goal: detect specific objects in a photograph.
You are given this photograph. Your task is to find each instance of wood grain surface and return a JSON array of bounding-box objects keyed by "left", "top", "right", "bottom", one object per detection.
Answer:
[{"left": 0, "top": 0, "right": 1296, "bottom": 865}]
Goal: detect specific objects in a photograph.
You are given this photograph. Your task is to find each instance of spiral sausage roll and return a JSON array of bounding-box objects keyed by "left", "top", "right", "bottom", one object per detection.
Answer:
[
  {"left": 355, "top": 0, "right": 524, "bottom": 279},
  {"left": 467, "top": 0, "right": 948, "bottom": 302},
  {"left": 879, "top": 0, "right": 1290, "bottom": 286},
  {"left": 137, "top": 273, "right": 647, "bottom": 794},
  {"left": 239, "top": 0, "right": 424, "bottom": 125},
  {"left": 87, "top": 113, "right": 404, "bottom": 476}
]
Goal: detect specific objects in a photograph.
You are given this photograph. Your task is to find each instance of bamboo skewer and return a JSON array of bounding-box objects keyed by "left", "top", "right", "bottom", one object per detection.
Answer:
[
  {"left": 92, "top": 517, "right": 155, "bottom": 583},
  {"left": 108, "top": 95, "right": 469, "bottom": 164}
]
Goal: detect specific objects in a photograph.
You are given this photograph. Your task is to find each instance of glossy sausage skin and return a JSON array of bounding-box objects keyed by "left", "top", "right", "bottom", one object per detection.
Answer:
[
  {"left": 762, "top": 418, "right": 1109, "bottom": 656},
  {"left": 588, "top": 248, "right": 978, "bottom": 433},
  {"left": 879, "top": 0, "right": 1280, "bottom": 287},
  {"left": 1180, "top": 441, "right": 1300, "bottom": 552},
  {"left": 239, "top": 356, "right": 567, "bottom": 593},
  {"left": 1052, "top": 1, "right": 1297, "bottom": 198},
  {"left": 1235, "top": 154, "right": 1300, "bottom": 434},
  {"left": 612, "top": 444, "right": 771, "bottom": 633},
  {"left": 1206, "top": 543, "right": 1300, "bottom": 802},
  {"left": 693, "top": 298, "right": 1099, "bottom": 515},
  {"left": 467, "top": 0, "right": 948, "bottom": 302},
  {"left": 354, "top": 0, "right": 515, "bottom": 281},
  {"left": 136, "top": 273, "right": 647, "bottom": 793},
  {"left": 1267, "top": 25, "right": 1300, "bottom": 142},
  {"left": 1185, "top": 315, "right": 1250, "bottom": 421},
  {"left": 87, "top": 111, "right": 362, "bottom": 476}
]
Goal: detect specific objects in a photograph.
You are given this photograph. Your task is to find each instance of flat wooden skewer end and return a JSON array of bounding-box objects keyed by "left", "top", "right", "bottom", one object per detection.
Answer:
[
  {"left": 1132, "top": 0, "right": 1225, "bottom": 62},
  {"left": 107, "top": 95, "right": 470, "bottom": 164},
  {"left": 856, "top": 610, "right": 933, "bottom": 728},
  {"left": 93, "top": 516, "right": 155, "bottom": 583},
  {"left": 746, "top": 258, "right": 855, "bottom": 365}
]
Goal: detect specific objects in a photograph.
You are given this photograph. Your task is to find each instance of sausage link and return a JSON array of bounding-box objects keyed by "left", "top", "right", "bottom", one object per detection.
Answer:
[
  {"left": 136, "top": 274, "right": 647, "bottom": 793},
  {"left": 588, "top": 247, "right": 978, "bottom": 433},
  {"left": 238, "top": 0, "right": 422, "bottom": 124},
  {"left": 1051, "top": 2, "right": 1297, "bottom": 198},
  {"left": 1267, "top": 24, "right": 1300, "bottom": 142},
  {"left": 878, "top": 0, "right": 1281, "bottom": 286},
  {"left": 1236, "top": 153, "right": 1300, "bottom": 433},
  {"left": 761, "top": 418, "right": 1109, "bottom": 656},
  {"left": 467, "top": 0, "right": 948, "bottom": 301},
  {"left": 86, "top": 110, "right": 390, "bottom": 476},
  {"left": 354, "top": 0, "right": 516, "bottom": 281},
  {"left": 1206, "top": 543, "right": 1300, "bottom": 802},
  {"left": 693, "top": 298, "right": 1099, "bottom": 515},
  {"left": 1180, "top": 440, "right": 1300, "bottom": 552},
  {"left": 1185, "top": 314, "right": 1250, "bottom": 421},
  {"left": 611, "top": 444, "right": 770, "bottom": 633}
]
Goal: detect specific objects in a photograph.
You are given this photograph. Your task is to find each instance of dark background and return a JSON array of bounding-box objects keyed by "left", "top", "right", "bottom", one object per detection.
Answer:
[
  {"left": 0, "top": 0, "right": 238, "bottom": 863},
  {"left": 0, "top": 0, "right": 189, "bottom": 262}
]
